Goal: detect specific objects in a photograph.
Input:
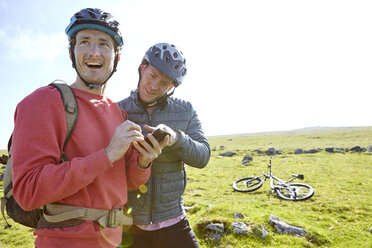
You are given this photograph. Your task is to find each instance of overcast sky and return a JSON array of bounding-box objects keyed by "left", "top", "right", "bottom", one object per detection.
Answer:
[{"left": 0, "top": 0, "right": 371, "bottom": 148}]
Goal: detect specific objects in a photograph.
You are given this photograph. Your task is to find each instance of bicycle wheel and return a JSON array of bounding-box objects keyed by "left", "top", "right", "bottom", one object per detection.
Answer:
[
  {"left": 276, "top": 183, "right": 314, "bottom": 201},
  {"left": 233, "top": 177, "right": 263, "bottom": 192}
]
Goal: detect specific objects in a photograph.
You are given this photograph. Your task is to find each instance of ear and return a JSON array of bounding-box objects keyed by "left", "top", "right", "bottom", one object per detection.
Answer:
[
  {"left": 69, "top": 47, "right": 75, "bottom": 68},
  {"left": 69, "top": 47, "right": 72, "bottom": 60},
  {"left": 140, "top": 64, "right": 146, "bottom": 74}
]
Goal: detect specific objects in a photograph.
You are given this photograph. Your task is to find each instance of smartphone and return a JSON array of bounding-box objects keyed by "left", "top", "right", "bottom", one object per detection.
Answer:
[{"left": 138, "top": 129, "right": 170, "bottom": 149}]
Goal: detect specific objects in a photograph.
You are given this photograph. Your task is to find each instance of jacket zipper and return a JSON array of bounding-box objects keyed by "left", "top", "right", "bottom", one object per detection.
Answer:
[
  {"left": 140, "top": 100, "right": 157, "bottom": 224},
  {"left": 148, "top": 111, "right": 155, "bottom": 224}
]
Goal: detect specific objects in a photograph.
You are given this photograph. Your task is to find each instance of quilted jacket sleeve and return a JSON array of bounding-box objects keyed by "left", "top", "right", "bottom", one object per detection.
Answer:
[{"left": 168, "top": 103, "right": 210, "bottom": 168}]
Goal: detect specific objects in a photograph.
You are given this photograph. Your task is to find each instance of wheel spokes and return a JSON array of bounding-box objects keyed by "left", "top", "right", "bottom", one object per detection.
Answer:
[{"left": 278, "top": 186, "right": 300, "bottom": 199}]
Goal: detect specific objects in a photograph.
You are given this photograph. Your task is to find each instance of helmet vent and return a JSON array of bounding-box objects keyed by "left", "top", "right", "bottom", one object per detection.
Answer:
[
  {"left": 142, "top": 42, "right": 187, "bottom": 85},
  {"left": 88, "top": 12, "right": 97, "bottom": 18}
]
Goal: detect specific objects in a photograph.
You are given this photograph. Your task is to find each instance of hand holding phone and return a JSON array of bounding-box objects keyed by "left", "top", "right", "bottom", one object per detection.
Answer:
[{"left": 138, "top": 128, "right": 170, "bottom": 149}]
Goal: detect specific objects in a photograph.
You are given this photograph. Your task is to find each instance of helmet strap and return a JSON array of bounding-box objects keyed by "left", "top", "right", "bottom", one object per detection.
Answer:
[{"left": 137, "top": 91, "right": 169, "bottom": 110}]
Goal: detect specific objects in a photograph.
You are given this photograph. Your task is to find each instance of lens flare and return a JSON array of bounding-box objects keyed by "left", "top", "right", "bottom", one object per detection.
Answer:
[
  {"left": 120, "top": 230, "right": 134, "bottom": 248},
  {"left": 139, "top": 184, "right": 148, "bottom": 194},
  {"left": 127, "top": 207, "right": 133, "bottom": 215}
]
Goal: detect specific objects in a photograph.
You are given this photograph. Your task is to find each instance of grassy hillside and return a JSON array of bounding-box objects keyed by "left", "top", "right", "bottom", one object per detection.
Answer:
[
  {"left": 0, "top": 127, "right": 371, "bottom": 247},
  {"left": 186, "top": 126, "right": 372, "bottom": 247}
]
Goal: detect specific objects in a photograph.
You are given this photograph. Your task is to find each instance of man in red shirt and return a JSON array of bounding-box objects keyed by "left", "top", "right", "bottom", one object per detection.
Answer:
[{"left": 11, "top": 8, "right": 168, "bottom": 248}]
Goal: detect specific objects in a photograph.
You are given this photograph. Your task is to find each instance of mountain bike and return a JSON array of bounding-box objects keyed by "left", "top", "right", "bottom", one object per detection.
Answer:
[{"left": 232, "top": 159, "right": 314, "bottom": 201}]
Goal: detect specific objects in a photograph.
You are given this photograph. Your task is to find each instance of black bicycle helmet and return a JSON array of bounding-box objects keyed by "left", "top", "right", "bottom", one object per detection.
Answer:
[
  {"left": 65, "top": 8, "right": 123, "bottom": 49},
  {"left": 65, "top": 8, "right": 123, "bottom": 89},
  {"left": 142, "top": 43, "right": 187, "bottom": 87}
]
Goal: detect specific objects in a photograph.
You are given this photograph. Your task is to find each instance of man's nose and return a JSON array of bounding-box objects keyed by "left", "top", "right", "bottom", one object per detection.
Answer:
[
  {"left": 149, "top": 79, "right": 161, "bottom": 90},
  {"left": 89, "top": 44, "right": 100, "bottom": 57}
]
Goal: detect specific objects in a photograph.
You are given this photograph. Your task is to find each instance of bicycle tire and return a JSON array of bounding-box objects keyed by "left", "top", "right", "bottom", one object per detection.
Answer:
[
  {"left": 276, "top": 183, "right": 314, "bottom": 201},
  {"left": 233, "top": 177, "right": 263, "bottom": 192}
]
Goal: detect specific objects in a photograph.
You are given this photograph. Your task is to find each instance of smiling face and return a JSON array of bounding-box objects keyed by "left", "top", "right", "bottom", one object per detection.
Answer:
[
  {"left": 73, "top": 29, "right": 116, "bottom": 86},
  {"left": 138, "top": 64, "right": 174, "bottom": 104}
]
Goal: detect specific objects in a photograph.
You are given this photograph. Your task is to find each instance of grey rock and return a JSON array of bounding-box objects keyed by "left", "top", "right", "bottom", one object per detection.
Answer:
[
  {"left": 233, "top": 213, "right": 244, "bottom": 219},
  {"left": 255, "top": 149, "right": 264, "bottom": 154},
  {"left": 350, "top": 146, "right": 362, "bottom": 152},
  {"left": 294, "top": 149, "right": 303, "bottom": 154},
  {"left": 325, "top": 147, "right": 335, "bottom": 153},
  {"left": 232, "top": 222, "right": 248, "bottom": 235},
  {"left": 206, "top": 223, "right": 224, "bottom": 234},
  {"left": 219, "top": 152, "right": 236, "bottom": 157},
  {"left": 265, "top": 147, "right": 276, "bottom": 156},
  {"left": 241, "top": 155, "right": 253, "bottom": 165},
  {"left": 304, "top": 149, "right": 319, "bottom": 154},
  {"left": 269, "top": 215, "right": 306, "bottom": 236}
]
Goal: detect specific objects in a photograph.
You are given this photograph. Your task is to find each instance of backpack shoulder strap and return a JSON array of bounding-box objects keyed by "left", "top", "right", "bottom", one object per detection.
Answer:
[
  {"left": 49, "top": 81, "right": 79, "bottom": 162},
  {"left": 1, "top": 82, "right": 78, "bottom": 229},
  {"left": 118, "top": 106, "right": 128, "bottom": 121}
]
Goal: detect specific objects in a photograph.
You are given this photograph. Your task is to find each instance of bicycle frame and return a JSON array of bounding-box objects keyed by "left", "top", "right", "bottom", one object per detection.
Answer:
[{"left": 265, "top": 161, "right": 300, "bottom": 192}]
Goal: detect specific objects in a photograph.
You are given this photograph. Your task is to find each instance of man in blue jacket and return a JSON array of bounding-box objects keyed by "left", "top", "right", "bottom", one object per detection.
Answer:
[{"left": 117, "top": 43, "right": 210, "bottom": 248}]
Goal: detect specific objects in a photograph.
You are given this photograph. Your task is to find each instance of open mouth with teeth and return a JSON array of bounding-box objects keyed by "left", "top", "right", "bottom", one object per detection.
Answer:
[{"left": 86, "top": 62, "right": 103, "bottom": 69}]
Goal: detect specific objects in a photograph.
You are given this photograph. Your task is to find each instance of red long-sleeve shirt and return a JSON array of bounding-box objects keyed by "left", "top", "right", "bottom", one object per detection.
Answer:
[{"left": 12, "top": 85, "right": 150, "bottom": 248}]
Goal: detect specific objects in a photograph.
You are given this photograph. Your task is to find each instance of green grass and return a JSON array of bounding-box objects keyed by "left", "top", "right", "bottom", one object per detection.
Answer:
[
  {"left": 1, "top": 127, "right": 372, "bottom": 247},
  {"left": 185, "top": 127, "right": 372, "bottom": 248}
]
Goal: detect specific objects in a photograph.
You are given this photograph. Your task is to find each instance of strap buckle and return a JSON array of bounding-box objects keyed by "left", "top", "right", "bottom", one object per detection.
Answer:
[{"left": 98, "top": 207, "right": 133, "bottom": 228}]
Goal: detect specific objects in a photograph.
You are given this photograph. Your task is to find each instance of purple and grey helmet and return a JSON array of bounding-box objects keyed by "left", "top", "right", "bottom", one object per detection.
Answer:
[
  {"left": 65, "top": 8, "right": 124, "bottom": 49},
  {"left": 142, "top": 43, "right": 187, "bottom": 86}
]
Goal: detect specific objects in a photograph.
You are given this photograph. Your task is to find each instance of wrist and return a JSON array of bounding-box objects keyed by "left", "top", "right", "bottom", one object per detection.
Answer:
[
  {"left": 138, "top": 158, "right": 151, "bottom": 169},
  {"left": 169, "top": 130, "right": 180, "bottom": 146},
  {"left": 105, "top": 148, "right": 115, "bottom": 163}
]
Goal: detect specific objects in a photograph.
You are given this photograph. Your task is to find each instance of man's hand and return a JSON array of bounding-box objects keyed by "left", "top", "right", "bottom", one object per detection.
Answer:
[
  {"left": 133, "top": 128, "right": 169, "bottom": 168},
  {"left": 143, "top": 124, "right": 179, "bottom": 146},
  {"left": 105, "top": 120, "right": 144, "bottom": 163}
]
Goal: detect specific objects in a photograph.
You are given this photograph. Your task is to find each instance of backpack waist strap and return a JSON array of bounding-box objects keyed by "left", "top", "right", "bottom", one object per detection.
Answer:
[{"left": 43, "top": 203, "right": 133, "bottom": 228}]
